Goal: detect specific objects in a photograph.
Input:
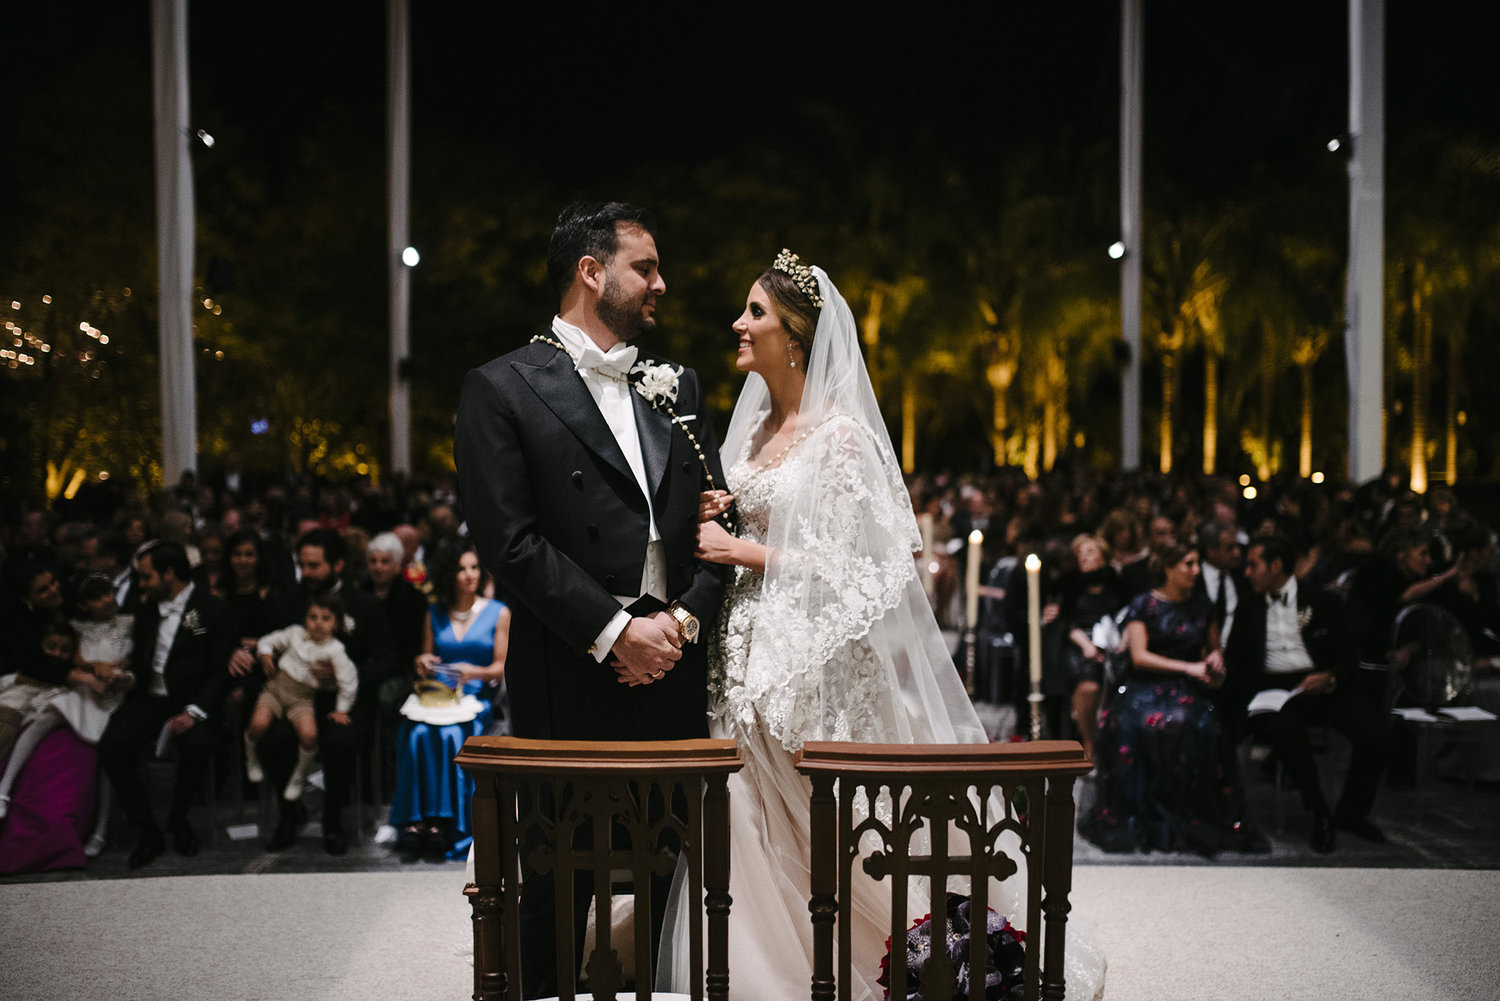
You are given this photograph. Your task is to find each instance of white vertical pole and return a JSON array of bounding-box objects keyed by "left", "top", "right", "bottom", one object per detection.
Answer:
[
  {"left": 1346, "top": 0, "right": 1385, "bottom": 484},
  {"left": 1120, "top": 0, "right": 1144, "bottom": 472},
  {"left": 388, "top": 0, "right": 412, "bottom": 478},
  {"left": 151, "top": 0, "right": 196, "bottom": 486}
]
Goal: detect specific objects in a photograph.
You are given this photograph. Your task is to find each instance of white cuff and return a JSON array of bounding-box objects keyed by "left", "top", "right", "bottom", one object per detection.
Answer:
[
  {"left": 591, "top": 610, "right": 633, "bottom": 664},
  {"left": 185, "top": 704, "right": 208, "bottom": 722}
]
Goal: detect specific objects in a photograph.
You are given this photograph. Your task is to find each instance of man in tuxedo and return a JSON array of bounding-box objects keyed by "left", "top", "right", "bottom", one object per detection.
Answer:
[
  {"left": 236, "top": 528, "right": 393, "bottom": 855},
  {"left": 1197, "top": 519, "right": 1249, "bottom": 793},
  {"left": 99, "top": 541, "right": 235, "bottom": 867},
  {"left": 1197, "top": 520, "right": 1244, "bottom": 646},
  {"left": 1228, "top": 535, "right": 1389, "bottom": 852},
  {"left": 455, "top": 201, "right": 729, "bottom": 996},
  {"left": 455, "top": 201, "right": 728, "bottom": 740}
]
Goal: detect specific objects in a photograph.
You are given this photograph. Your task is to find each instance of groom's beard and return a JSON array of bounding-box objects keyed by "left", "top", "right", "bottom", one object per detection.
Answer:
[{"left": 597, "top": 273, "right": 656, "bottom": 341}]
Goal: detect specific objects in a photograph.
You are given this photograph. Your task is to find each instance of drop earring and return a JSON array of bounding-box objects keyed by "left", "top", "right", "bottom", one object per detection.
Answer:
[{"left": 788, "top": 342, "right": 798, "bottom": 369}]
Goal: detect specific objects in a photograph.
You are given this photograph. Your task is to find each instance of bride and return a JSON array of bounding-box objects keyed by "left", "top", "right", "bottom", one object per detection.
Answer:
[{"left": 657, "top": 251, "right": 1106, "bottom": 999}]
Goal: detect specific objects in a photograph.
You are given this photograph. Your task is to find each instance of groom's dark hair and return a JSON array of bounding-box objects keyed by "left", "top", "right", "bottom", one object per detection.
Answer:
[{"left": 547, "top": 201, "right": 658, "bottom": 297}]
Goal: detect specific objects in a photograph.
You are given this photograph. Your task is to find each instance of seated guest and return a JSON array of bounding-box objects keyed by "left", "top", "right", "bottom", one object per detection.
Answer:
[
  {"left": 0, "top": 564, "right": 70, "bottom": 756},
  {"left": 1080, "top": 540, "right": 1263, "bottom": 855},
  {"left": 1100, "top": 507, "right": 1151, "bottom": 600},
  {"left": 0, "top": 575, "right": 133, "bottom": 858},
  {"left": 361, "top": 531, "right": 426, "bottom": 798},
  {"left": 1425, "top": 517, "right": 1500, "bottom": 661},
  {"left": 1420, "top": 517, "right": 1500, "bottom": 782},
  {"left": 1347, "top": 529, "right": 1444, "bottom": 672},
  {"left": 98, "top": 541, "right": 234, "bottom": 867},
  {"left": 1058, "top": 533, "right": 1125, "bottom": 760},
  {"left": 1196, "top": 518, "right": 1251, "bottom": 789},
  {"left": 245, "top": 595, "right": 359, "bottom": 800},
  {"left": 237, "top": 528, "right": 392, "bottom": 855},
  {"left": 197, "top": 528, "right": 228, "bottom": 595},
  {"left": 360, "top": 531, "right": 426, "bottom": 717},
  {"left": 390, "top": 537, "right": 508, "bottom": 860},
  {"left": 0, "top": 620, "right": 83, "bottom": 818},
  {"left": 1231, "top": 535, "right": 1388, "bottom": 852}
]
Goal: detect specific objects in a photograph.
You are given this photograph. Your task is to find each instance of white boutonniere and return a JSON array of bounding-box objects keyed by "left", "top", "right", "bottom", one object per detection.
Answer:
[
  {"left": 630, "top": 360, "right": 681, "bottom": 410},
  {"left": 1297, "top": 606, "right": 1315, "bottom": 630},
  {"left": 180, "top": 609, "right": 203, "bottom": 633}
]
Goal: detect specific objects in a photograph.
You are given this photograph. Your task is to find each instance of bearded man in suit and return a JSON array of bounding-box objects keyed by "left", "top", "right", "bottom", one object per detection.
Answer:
[
  {"left": 232, "top": 528, "right": 394, "bottom": 856},
  {"left": 456, "top": 201, "right": 728, "bottom": 740},
  {"left": 99, "top": 540, "right": 235, "bottom": 867},
  {"left": 1228, "top": 535, "right": 1389, "bottom": 852},
  {"left": 455, "top": 201, "right": 730, "bottom": 996}
]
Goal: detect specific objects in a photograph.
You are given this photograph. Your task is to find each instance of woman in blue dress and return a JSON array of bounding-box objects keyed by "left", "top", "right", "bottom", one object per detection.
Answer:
[
  {"left": 1080, "top": 540, "right": 1265, "bottom": 855},
  {"left": 390, "top": 537, "right": 509, "bottom": 859}
]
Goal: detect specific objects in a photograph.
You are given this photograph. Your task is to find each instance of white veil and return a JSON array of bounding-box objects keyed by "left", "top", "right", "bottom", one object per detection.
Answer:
[
  {"left": 663, "top": 264, "right": 1107, "bottom": 1001},
  {"left": 718, "top": 265, "right": 988, "bottom": 750}
]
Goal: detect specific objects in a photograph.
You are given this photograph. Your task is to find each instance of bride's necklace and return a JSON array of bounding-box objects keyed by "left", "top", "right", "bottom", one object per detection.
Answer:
[
  {"left": 450, "top": 600, "right": 480, "bottom": 622},
  {"left": 740, "top": 412, "right": 843, "bottom": 485}
]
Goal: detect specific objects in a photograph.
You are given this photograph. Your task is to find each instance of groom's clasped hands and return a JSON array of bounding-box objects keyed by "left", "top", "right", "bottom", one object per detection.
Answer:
[{"left": 612, "top": 611, "right": 684, "bottom": 687}]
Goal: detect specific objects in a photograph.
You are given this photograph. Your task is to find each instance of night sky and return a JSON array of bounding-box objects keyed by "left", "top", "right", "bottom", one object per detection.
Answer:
[
  {"left": 10, "top": 2, "right": 1498, "bottom": 252},
  {"left": 6, "top": 1, "right": 1500, "bottom": 482}
]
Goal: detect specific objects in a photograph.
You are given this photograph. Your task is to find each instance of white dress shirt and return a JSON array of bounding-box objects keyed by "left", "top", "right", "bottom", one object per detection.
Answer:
[
  {"left": 1201, "top": 562, "right": 1239, "bottom": 645},
  {"left": 112, "top": 566, "right": 132, "bottom": 606},
  {"left": 149, "top": 581, "right": 196, "bottom": 696},
  {"left": 551, "top": 317, "right": 669, "bottom": 661},
  {"left": 1264, "top": 576, "right": 1314, "bottom": 675}
]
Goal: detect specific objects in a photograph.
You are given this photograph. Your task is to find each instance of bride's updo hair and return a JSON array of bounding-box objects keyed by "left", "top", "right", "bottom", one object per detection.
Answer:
[{"left": 758, "top": 249, "right": 822, "bottom": 358}]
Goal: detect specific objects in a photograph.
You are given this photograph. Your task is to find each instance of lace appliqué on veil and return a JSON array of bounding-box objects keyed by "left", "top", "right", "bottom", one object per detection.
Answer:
[{"left": 709, "top": 415, "right": 920, "bottom": 752}]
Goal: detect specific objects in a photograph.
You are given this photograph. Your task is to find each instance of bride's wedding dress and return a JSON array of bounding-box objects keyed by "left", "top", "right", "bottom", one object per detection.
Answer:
[{"left": 658, "top": 265, "right": 1106, "bottom": 1001}]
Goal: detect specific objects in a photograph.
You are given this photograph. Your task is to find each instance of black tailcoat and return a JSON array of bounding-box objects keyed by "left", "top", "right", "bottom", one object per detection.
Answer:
[{"left": 455, "top": 338, "right": 729, "bottom": 740}]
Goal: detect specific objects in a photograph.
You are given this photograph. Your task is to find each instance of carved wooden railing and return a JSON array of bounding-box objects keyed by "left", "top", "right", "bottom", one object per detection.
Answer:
[
  {"left": 795, "top": 740, "right": 1091, "bottom": 1001},
  {"left": 457, "top": 737, "right": 742, "bottom": 1001}
]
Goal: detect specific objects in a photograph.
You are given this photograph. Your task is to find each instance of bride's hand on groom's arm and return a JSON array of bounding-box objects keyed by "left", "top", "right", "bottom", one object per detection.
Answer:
[{"left": 610, "top": 614, "right": 682, "bottom": 686}]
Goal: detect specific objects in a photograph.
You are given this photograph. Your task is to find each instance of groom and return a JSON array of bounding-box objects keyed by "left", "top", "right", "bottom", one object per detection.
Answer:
[
  {"left": 456, "top": 200, "right": 728, "bottom": 739},
  {"left": 455, "top": 202, "right": 729, "bottom": 994}
]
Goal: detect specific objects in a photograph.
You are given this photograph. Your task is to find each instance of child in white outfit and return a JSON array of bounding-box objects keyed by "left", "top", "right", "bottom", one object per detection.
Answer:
[
  {"left": 0, "top": 574, "right": 133, "bottom": 857},
  {"left": 245, "top": 595, "right": 358, "bottom": 802}
]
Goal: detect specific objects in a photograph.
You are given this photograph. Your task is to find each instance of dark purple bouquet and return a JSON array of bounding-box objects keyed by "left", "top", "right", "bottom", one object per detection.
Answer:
[{"left": 877, "top": 892, "right": 1027, "bottom": 1001}]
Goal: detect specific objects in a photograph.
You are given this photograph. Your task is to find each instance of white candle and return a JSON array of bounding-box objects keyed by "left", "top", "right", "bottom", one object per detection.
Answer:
[
  {"left": 1025, "top": 553, "right": 1042, "bottom": 686},
  {"left": 965, "top": 530, "right": 984, "bottom": 628}
]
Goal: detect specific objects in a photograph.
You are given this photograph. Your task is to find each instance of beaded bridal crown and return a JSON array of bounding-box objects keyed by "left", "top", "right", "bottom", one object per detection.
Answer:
[{"left": 773, "top": 248, "right": 823, "bottom": 307}]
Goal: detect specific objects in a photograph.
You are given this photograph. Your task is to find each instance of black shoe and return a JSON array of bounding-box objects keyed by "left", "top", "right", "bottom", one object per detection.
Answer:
[
  {"left": 424, "top": 822, "right": 449, "bottom": 863},
  {"left": 396, "top": 824, "right": 423, "bottom": 863},
  {"left": 169, "top": 821, "right": 201, "bottom": 857},
  {"left": 266, "top": 801, "right": 307, "bottom": 852},
  {"left": 1336, "top": 814, "right": 1388, "bottom": 843},
  {"left": 323, "top": 826, "right": 349, "bottom": 856},
  {"left": 1309, "top": 811, "right": 1336, "bottom": 854},
  {"left": 128, "top": 831, "right": 166, "bottom": 869}
]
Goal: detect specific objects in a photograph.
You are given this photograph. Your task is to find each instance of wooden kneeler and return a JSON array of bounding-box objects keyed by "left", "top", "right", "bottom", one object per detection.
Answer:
[
  {"left": 458, "top": 737, "right": 742, "bottom": 1001},
  {"left": 795, "top": 741, "right": 1091, "bottom": 1001}
]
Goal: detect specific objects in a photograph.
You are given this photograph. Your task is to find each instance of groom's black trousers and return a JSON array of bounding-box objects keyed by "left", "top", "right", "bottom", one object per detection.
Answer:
[{"left": 518, "top": 594, "right": 687, "bottom": 998}]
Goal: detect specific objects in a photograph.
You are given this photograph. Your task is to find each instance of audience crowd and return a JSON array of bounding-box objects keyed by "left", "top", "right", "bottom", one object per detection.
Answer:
[{"left": 1, "top": 461, "right": 1496, "bottom": 872}]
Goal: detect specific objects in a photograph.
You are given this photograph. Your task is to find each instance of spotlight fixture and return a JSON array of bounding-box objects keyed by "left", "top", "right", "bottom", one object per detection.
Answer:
[
  {"left": 401, "top": 246, "right": 420, "bottom": 267},
  {"left": 1108, "top": 241, "right": 1127, "bottom": 260},
  {"left": 196, "top": 128, "right": 215, "bottom": 148}
]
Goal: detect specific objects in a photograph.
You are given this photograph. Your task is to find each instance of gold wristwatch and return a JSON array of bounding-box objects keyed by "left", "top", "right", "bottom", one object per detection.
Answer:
[{"left": 667, "top": 601, "right": 700, "bottom": 643}]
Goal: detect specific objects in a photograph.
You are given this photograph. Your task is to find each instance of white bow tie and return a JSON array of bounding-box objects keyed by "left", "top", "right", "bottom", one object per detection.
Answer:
[{"left": 574, "top": 342, "right": 637, "bottom": 381}]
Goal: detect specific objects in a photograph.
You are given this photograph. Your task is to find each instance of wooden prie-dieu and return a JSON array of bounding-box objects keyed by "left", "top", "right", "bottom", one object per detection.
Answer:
[
  {"left": 794, "top": 740, "right": 1091, "bottom": 1001},
  {"left": 456, "top": 737, "right": 742, "bottom": 1001}
]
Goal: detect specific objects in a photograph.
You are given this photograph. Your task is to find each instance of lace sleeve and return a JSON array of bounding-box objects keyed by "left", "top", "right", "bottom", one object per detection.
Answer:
[{"left": 727, "top": 415, "right": 923, "bottom": 748}]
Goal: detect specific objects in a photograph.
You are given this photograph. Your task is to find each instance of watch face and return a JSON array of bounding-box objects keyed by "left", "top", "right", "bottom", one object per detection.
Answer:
[{"left": 682, "top": 617, "right": 700, "bottom": 642}]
